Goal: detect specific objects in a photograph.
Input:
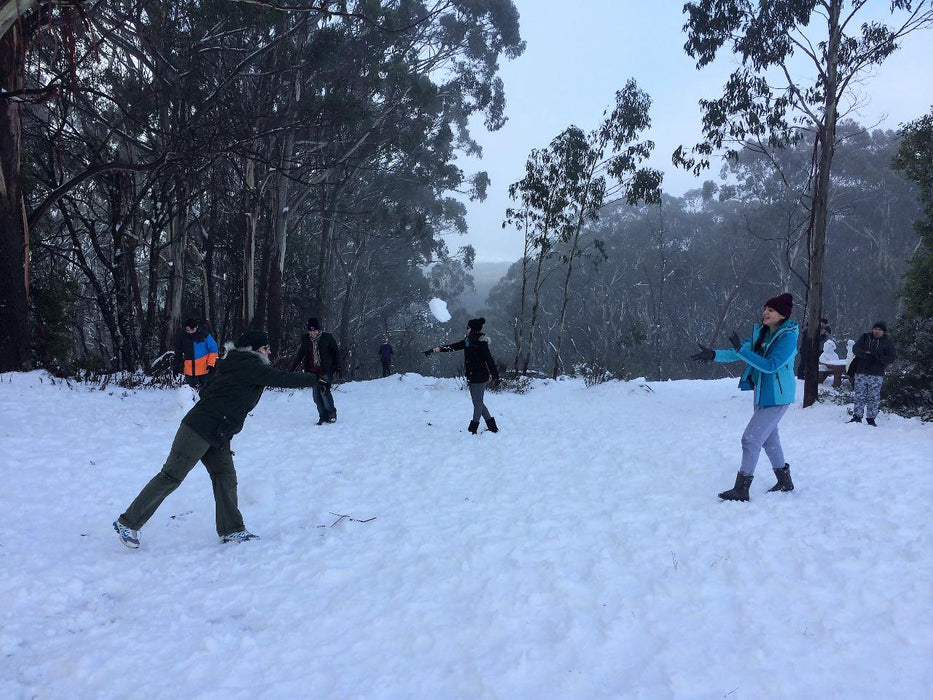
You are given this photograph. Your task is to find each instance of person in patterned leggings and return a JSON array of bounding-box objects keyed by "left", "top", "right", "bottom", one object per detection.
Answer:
[{"left": 848, "top": 321, "right": 897, "bottom": 426}]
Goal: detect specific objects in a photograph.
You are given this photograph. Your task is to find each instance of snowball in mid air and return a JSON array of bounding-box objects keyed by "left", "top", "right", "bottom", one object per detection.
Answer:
[{"left": 428, "top": 298, "right": 451, "bottom": 323}]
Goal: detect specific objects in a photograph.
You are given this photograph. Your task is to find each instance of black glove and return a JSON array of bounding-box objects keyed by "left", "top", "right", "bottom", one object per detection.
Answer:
[
  {"left": 423, "top": 349, "right": 434, "bottom": 356},
  {"left": 691, "top": 343, "right": 715, "bottom": 363},
  {"left": 729, "top": 330, "right": 741, "bottom": 351}
]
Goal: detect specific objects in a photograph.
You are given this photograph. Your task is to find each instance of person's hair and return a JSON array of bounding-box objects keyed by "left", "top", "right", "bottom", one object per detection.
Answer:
[{"left": 754, "top": 326, "right": 769, "bottom": 355}]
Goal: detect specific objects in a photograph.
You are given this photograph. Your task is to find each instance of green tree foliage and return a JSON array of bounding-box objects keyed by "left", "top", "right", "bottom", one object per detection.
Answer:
[
  {"left": 892, "top": 109, "right": 933, "bottom": 318},
  {"left": 885, "top": 108, "right": 933, "bottom": 419}
]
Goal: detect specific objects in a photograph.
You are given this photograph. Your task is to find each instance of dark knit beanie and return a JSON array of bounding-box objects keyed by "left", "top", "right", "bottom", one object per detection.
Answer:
[
  {"left": 872, "top": 321, "right": 887, "bottom": 332},
  {"left": 307, "top": 317, "right": 321, "bottom": 331},
  {"left": 235, "top": 330, "right": 268, "bottom": 350},
  {"left": 763, "top": 293, "right": 793, "bottom": 319},
  {"left": 184, "top": 317, "right": 199, "bottom": 329},
  {"left": 467, "top": 317, "right": 486, "bottom": 333}
]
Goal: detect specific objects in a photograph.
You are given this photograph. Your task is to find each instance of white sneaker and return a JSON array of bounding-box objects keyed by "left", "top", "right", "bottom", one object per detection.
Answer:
[
  {"left": 113, "top": 520, "right": 140, "bottom": 549},
  {"left": 221, "top": 530, "right": 260, "bottom": 544}
]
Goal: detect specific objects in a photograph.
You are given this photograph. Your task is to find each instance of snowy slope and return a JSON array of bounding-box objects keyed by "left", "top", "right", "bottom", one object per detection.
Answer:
[{"left": 1, "top": 371, "right": 930, "bottom": 699}]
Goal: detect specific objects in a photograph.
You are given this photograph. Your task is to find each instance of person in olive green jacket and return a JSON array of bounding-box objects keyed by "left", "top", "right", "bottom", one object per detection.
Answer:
[{"left": 113, "top": 330, "right": 317, "bottom": 549}]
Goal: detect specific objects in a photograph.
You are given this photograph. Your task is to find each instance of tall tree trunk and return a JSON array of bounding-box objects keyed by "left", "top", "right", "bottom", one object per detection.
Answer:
[
  {"left": 513, "top": 221, "right": 532, "bottom": 373},
  {"left": 141, "top": 212, "right": 163, "bottom": 368},
  {"left": 242, "top": 159, "right": 259, "bottom": 330},
  {"left": 802, "top": 0, "right": 841, "bottom": 408},
  {"left": 551, "top": 226, "right": 583, "bottom": 379},
  {"left": 313, "top": 188, "right": 336, "bottom": 315},
  {"left": 523, "top": 244, "right": 548, "bottom": 375},
  {"left": 162, "top": 199, "right": 188, "bottom": 352},
  {"left": 267, "top": 130, "right": 295, "bottom": 355},
  {"left": 0, "top": 25, "right": 30, "bottom": 371}
]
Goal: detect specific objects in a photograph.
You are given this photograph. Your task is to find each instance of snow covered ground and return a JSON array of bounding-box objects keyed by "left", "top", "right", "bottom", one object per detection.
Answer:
[{"left": 1, "top": 370, "right": 931, "bottom": 699}]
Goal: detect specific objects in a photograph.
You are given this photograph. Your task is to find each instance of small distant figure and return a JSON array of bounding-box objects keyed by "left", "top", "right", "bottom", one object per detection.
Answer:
[
  {"left": 425, "top": 317, "right": 501, "bottom": 435},
  {"left": 174, "top": 317, "right": 218, "bottom": 391},
  {"left": 847, "top": 321, "right": 897, "bottom": 426},
  {"left": 291, "top": 317, "right": 340, "bottom": 425},
  {"left": 378, "top": 337, "right": 394, "bottom": 377}
]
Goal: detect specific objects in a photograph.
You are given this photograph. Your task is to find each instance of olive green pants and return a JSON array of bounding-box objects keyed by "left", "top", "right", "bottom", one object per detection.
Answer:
[{"left": 119, "top": 422, "right": 245, "bottom": 537}]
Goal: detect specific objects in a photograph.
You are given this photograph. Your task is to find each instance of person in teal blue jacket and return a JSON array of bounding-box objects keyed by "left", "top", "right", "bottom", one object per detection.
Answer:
[{"left": 691, "top": 292, "right": 799, "bottom": 501}]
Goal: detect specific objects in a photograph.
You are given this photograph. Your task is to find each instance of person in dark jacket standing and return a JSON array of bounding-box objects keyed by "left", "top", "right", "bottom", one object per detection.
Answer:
[
  {"left": 425, "top": 317, "right": 501, "bottom": 434},
  {"left": 113, "top": 330, "right": 318, "bottom": 549},
  {"left": 378, "top": 337, "right": 394, "bottom": 377},
  {"left": 848, "top": 321, "right": 897, "bottom": 426},
  {"left": 173, "top": 318, "right": 219, "bottom": 390},
  {"left": 691, "top": 293, "right": 799, "bottom": 501},
  {"left": 291, "top": 317, "right": 340, "bottom": 425}
]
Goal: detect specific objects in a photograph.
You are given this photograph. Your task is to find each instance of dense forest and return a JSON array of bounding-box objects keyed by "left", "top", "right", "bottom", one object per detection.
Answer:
[{"left": 1, "top": 1, "right": 931, "bottom": 415}]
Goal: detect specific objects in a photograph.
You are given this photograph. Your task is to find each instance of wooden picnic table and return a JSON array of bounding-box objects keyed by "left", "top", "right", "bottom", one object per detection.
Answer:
[{"left": 819, "top": 362, "right": 850, "bottom": 388}]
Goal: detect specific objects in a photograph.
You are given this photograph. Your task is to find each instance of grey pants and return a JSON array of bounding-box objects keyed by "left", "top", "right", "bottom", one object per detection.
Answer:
[
  {"left": 119, "top": 423, "right": 245, "bottom": 536},
  {"left": 468, "top": 381, "right": 492, "bottom": 422},
  {"left": 853, "top": 374, "right": 884, "bottom": 420},
  {"left": 739, "top": 404, "right": 790, "bottom": 476}
]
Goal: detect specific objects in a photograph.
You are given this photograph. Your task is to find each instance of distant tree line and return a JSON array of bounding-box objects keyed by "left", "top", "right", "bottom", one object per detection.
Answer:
[{"left": 482, "top": 123, "right": 926, "bottom": 388}]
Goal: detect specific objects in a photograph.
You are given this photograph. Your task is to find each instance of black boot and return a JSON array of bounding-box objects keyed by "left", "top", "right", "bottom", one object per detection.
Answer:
[
  {"left": 718, "top": 472, "right": 753, "bottom": 501},
  {"left": 767, "top": 463, "right": 794, "bottom": 492},
  {"left": 485, "top": 417, "right": 498, "bottom": 433},
  {"left": 847, "top": 415, "right": 862, "bottom": 423},
  {"left": 467, "top": 420, "right": 479, "bottom": 434}
]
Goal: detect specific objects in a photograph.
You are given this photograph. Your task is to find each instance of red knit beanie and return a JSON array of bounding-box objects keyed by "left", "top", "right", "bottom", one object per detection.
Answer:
[{"left": 764, "top": 293, "right": 793, "bottom": 318}]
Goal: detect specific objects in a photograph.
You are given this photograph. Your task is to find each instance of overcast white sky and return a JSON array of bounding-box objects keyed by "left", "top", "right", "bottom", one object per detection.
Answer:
[{"left": 452, "top": 1, "right": 933, "bottom": 263}]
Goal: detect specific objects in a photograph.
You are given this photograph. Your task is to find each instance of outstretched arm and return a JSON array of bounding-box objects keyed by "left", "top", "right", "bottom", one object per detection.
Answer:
[{"left": 437, "top": 339, "right": 467, "bottom": 353}]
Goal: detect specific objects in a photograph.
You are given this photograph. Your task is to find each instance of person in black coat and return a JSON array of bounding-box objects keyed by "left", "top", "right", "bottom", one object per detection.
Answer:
[
  {"left": 848, "top": 321, "right": 897, "bottom": 426},
  {"left": 291, "top": 317, "right": 340, "bottom": 425},
  {"left": 425, "top": 317, "right": 501, "bottom": 434}
]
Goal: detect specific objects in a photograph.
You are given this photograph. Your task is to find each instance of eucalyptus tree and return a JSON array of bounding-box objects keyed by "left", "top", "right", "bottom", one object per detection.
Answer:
[
  {"left": 546, "top": 81, "right": 662, "bottom": 379},
  {"left": 677, "top": 0, "right": 933, "bottom": 407},
  {"left": 504, "top": 144, "right": 572, "bottom": 374},
  {"left": 886, "top": 108, "right": 933, "bottom": 417},
  {"left": 892, "top": 110, "right": 933, "bottom": 319},
  {"left": 270, "top": 1, "right": 522, "bottom": 338},
  {"left": 0, "top": 1, "right": 88, "bottom": 370}
]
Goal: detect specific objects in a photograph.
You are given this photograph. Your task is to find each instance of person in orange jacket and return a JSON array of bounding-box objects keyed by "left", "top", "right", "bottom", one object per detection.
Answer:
[{"left": 174, "top": 318, "right": 219, "bottom": 390}]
